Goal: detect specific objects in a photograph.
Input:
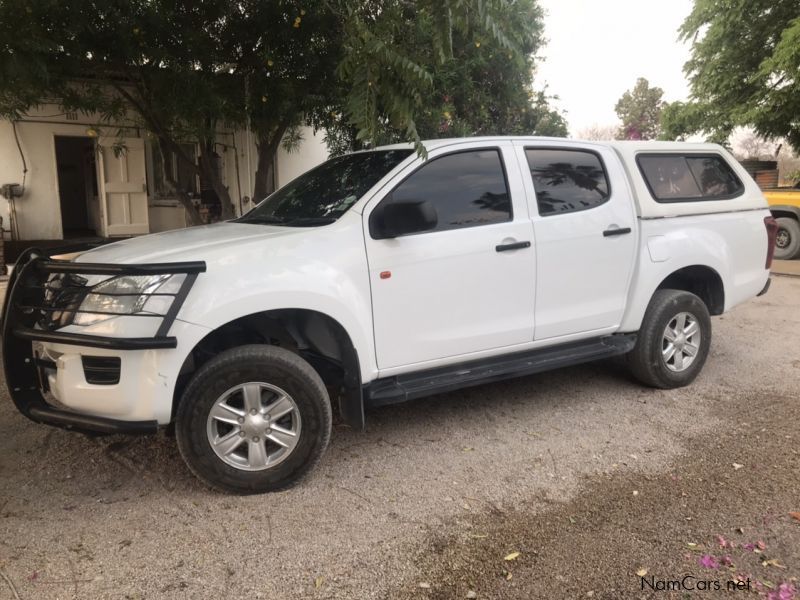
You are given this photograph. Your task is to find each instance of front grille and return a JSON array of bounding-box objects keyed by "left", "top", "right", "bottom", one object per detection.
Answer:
[{"left": 81, "top": 356, "right": 121, "bottom": 385}]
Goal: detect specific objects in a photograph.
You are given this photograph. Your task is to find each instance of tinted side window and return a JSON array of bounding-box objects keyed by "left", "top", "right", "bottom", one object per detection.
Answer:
[
  {"left": 382, "top": 149, "right": 511, "bottom": 234},
  {"left": 637, "top": 154, "right": 744, "bottom": 202},
  {"left": 525, "top": 149, "right": 610, "bottom": 216}
]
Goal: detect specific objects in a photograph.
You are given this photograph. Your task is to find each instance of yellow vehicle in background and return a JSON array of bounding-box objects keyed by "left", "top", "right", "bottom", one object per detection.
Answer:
[{"left": 765, "top": 189, "right": 800, "bottom": 260}]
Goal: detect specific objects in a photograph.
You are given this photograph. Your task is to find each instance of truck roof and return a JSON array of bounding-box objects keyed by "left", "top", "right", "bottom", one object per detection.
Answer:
[{"left": 374, "top": 136, "right": 729, "bottom": 153}]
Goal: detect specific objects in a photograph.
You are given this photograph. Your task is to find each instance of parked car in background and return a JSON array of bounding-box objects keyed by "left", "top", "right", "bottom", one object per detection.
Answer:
[
  {"left": 764, "top": 188, "right": 800, "bottom": 259},
  {"left": 2, "top": 138, "right": 775, "bottom": 494}
]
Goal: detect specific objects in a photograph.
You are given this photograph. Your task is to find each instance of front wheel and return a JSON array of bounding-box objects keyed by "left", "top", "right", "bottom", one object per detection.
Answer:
[
  {"left": 175, "top": 345, "right": 332, "bottom": 494},
  {"left": 627, "top": 289, "right": 712, "bottom": 389}
]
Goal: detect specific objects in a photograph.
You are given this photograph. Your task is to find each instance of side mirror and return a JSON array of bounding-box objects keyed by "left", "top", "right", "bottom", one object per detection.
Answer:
[{"left": 373, "top": 199, "right": 438, "bottom": 239}]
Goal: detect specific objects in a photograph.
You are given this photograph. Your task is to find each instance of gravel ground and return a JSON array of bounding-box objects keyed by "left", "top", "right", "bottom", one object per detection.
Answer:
[{"left": 0, "top": 277, "right": 798, "bottom": 600}]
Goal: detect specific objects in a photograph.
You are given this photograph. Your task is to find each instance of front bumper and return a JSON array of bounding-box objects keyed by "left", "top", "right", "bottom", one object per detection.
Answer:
[{"left": 2, "top": 247, "right": 206, "bottom": 435}]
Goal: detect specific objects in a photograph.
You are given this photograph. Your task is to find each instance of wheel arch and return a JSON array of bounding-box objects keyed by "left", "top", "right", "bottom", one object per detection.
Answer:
[
  {"left": 769, "top": 205, "right": 800, "bottom": 221},
  {"left": 620, "top": 261, "right": 728, "bottom": 332},
  {"left": 173, "top": 309, "right": 365, "bottom": 430},
  {"left": 654, "top": 264, "right": 725, "bottom": 316}
]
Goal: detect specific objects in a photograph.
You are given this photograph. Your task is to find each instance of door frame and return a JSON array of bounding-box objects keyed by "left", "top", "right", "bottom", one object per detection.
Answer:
[
  {"left": 361, "top": 140, "right": 538, "bottom": 376},
  {"left": 511, "top": 139, "right": 639, "bottom": 339},
  {"left": 51, "top": 133, "right": 99, "bottom": 239}
]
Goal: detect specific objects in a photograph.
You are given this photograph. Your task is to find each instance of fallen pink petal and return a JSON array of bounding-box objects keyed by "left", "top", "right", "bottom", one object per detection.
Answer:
[
  {"left": 699, "top": 554, "right": 720, "bottom": 569},
  {"left": 765, "top": 582, "right": 796, "bottom": 600}
]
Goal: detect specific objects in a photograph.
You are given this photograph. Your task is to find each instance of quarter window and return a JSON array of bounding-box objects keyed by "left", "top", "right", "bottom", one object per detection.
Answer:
[
  {"left": 525, "top": 149, "right": 610, "bottom": 216},
  {"left": 377, "top": 149, "right": 511, "bottom": 235},
  {"left": 637, "top": 154, "right": 743, "bottom": 202}
]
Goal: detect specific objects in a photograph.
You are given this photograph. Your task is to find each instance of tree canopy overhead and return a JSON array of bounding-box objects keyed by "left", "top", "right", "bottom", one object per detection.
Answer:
[
  {"left": 322, "top": 0, "right": 566, "bottom": 154},
  {"left": 662, "top": 0, "right": 800, "bottom": 151},
  {"left": 0, "top": 0, "right": 566, "bottom": 221}
]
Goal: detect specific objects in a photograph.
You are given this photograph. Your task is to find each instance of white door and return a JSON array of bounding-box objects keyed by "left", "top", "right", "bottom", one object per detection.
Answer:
[
  {"left": 364, "top": 145, "right": 536, "bottom": 370},
  {"left": 515, "top": 143, "right": 637, "bottom": 340},
  {"left": 96, "top": 137, "right": 149, "bottom": 237}
]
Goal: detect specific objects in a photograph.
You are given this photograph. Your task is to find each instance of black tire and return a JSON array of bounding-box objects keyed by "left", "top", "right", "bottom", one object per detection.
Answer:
[
  {"left": 774, "top": 217, "right": 800, "bottom": 260},
  {"left": 627, "top": 289, "right": 712, "bottom": 389},
  {"left": 175, "top": 344, "right": 332, "bottom": 494}
]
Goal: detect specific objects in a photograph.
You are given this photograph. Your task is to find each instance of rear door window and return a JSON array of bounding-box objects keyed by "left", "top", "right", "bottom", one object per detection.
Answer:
[
  {"left": 637, "top": 154, "right": 744, "bottom": 202},
  {"left": 525, "top": 148, "right": 611, "bottom": 216}
]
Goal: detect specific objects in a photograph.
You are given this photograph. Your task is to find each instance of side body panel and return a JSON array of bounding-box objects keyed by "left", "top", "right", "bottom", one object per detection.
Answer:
[{"left": 618, "top": 210, "right": 771, "bottom": 332}]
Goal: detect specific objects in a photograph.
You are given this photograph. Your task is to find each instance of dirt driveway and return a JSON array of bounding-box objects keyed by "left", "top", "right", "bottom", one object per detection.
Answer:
[{"left": 0, "top": 278, "right": 798, "bottom": 599}]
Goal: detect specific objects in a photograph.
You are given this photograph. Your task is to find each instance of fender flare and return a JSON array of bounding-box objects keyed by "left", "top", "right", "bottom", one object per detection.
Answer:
[{"left": 769, "top": 205, "right": 800, "bottom": 220}]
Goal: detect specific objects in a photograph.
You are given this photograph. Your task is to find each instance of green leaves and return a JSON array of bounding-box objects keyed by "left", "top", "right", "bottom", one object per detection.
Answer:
[
  {"left": 668, "top": 0, "right": 800, "bottom": 151},
  {"left": 324, "top": 0, "right": 565, "bottom": 154},
  {"left": 2, "top": 0, "right": 565, "bottom": 184},
  {"left": 614, "top": 78, "right": 666, "bottom": 140}
]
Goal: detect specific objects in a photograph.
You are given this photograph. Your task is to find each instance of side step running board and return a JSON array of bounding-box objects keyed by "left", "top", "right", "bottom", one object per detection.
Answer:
[{"left": 364, "top": 334, "right": 636, "bottom": 407}]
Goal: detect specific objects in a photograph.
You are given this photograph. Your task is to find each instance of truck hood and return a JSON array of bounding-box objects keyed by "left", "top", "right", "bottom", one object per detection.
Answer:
[{"left": 76, "top": 222, "right": 301, "bottom": 265}]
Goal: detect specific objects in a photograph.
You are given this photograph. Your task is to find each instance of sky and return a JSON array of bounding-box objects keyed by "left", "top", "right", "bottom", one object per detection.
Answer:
[{"left": 535, "top": 0, "right": 694, "bottom": 135}]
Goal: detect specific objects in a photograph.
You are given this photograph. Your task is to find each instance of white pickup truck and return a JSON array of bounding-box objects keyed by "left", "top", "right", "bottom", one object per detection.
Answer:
[{"left": 2, "top": 137, "right": 776, "bottom": 494}]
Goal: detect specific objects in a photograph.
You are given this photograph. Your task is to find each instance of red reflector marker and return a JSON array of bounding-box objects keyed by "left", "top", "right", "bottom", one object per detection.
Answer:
[{"left": 380, "top": 271, "right": 391, "bottom": 279}]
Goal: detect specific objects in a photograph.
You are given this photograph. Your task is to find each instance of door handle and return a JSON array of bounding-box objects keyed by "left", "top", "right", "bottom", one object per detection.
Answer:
[
  {"left": 603, "top": 227, "right": 632, "bottom": 237},
  {"left": 495, "top": 241, "right": 531, "bottom": 252}
]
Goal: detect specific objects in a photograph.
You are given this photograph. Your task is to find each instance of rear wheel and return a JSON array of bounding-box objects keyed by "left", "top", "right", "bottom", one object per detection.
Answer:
[
  {"left": 627, "top": 289, "right": 711, "bottom": 389},
  {"left": 774, "top": 217, "right": 800, "bottom": 260},
  {"left": 176, "top": 345, "right": 331, "bottom": 494}
]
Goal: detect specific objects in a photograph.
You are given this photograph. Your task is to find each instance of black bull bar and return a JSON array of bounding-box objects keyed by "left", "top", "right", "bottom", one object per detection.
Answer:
[{"left": 1, "top": 246, "right": 205, "bottom": 434}]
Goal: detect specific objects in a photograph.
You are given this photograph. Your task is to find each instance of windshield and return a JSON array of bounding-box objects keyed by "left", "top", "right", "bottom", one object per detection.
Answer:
[{"left": 238, "top": 149, "right": 413, "bottom": 226}]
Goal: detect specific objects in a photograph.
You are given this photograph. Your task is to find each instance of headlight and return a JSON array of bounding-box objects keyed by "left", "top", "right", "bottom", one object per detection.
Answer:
[{"left": 73, "top": 274, "right": 186, "bottom": 327}]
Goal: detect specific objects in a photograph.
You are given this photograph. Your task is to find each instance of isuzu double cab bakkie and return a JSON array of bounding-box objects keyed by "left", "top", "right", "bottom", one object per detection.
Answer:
[{"left": 2, "top": 138, "right": 776, "bottom": 494}]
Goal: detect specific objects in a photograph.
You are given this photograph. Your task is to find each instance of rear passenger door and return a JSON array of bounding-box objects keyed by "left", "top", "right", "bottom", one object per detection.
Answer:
[
  {"left": 364, "top": 144, "right": 536, "bottom": 371},
  {"left": 514, "top": 143, "right": 637, "bottom": 340}
]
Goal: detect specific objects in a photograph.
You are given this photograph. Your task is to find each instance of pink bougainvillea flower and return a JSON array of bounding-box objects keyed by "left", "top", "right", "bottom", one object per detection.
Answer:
[
  {"left": 699, "top": 555, "right": 720, "bottom": 569},
  {"left": 721, "top": 556, "right": 734, "bottom": 567},
  {"left": 717, "top": 535, "right": 728, "bottom": 548},
  {"left": 743, "top": 543, "right": 756, "bottom": 552},
  {"left": 765, "top": 582, "right": 796, "bottom": 600}
]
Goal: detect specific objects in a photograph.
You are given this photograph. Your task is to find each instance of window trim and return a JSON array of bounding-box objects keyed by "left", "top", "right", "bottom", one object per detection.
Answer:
[
  {"left": 635, "top": 152, "right": 745, "bottom": 204},
  {"left": 368, "top": 146, "right": 513, "bottom": 239},
  {"left": 524, "top": 146, "right": 612, "bottom": 217}
]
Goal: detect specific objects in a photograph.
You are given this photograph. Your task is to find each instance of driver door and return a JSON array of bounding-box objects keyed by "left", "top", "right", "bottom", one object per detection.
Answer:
[{"left": 363, "top": 144, "right": 536, "bottom": 371}]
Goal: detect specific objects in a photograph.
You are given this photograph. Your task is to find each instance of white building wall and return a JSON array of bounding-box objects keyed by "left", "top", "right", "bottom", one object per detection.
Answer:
[
  {"left": 0, "top": 117, "right": 117, "bottom": 240},
  {"left": 0, "top": 104, "right": 330, "bottom": 239},
  {"left": 229, "top": 125, "right": 329, "bottom": 217},
  {"left": 276, "top": 128, "right": 330, "bottom": 188}
]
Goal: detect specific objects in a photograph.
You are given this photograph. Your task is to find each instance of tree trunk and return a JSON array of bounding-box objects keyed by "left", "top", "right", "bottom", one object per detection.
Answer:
[
  {"left": 198, "top": 141, "right": 236, "bottom": 220},
  {"left": 253, "top": 143, "right": 275, "bottom": 202},
  {"left": 254, "top": 123, "right": 289, "bottom": 201},
  {"left": 114, "top": 83, "right": 235, "bottom": 222},
  {"left": 157, "top": 137, "right": 203, "bottom": 226}
]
